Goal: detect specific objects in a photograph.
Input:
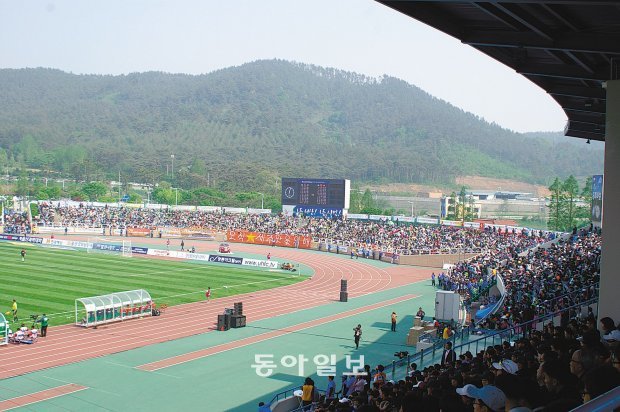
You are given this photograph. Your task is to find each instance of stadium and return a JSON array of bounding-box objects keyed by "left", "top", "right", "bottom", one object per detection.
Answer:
[{"left": 1, "top": 1, "right": 620, "bottom": 412}]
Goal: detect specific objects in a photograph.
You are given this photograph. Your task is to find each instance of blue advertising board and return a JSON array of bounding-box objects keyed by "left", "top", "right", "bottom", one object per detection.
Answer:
[{"left": 294, "top": 206, "right": 343, "bottom": 218}]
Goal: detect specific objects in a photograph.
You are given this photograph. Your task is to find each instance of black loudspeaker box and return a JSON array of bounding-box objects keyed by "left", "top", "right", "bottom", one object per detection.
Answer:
[
  {"left": 217, "top": 314, "right": 231, "bottom": 331},
  {"left": 340, "top": 291, "right": 348, "bottom": 302},
  {"left": 231, "top": 314, "right": 246, "bottom": 328}
]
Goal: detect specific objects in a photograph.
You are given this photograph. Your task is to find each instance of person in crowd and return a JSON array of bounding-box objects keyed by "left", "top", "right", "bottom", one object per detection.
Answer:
[
  {"left": 324, "top": 375, "right": 336, "bottom": 401},
  {"left": 442, "top": 341, "right": 456, "bottom": 366},
  {"left": 301, "top": 377, "right": 314, "bottom": 411},
  {"left": 456, "top": 384, "right": 506, "bottom": 412}
]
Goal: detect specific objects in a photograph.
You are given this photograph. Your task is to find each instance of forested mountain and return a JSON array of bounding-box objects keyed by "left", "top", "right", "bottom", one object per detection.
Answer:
[{"left": 0, "top": 60, "right": 604, "bottom": 192}]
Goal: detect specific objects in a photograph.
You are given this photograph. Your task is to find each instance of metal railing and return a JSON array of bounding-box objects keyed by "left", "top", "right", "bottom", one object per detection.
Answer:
[
  {"left": 454, "top": 297, "right": 598, "bottom": 359},
  {"left": 375, "top": 296, "right": 598, "bottom": 381},
  {"left": 468, "top": 278, "right": 497, "bottom": 303},
  {"left": 267, "top": 386, "right": 325, "bottom": 411},
  {"left": 570, "top": 386, "right": 620, "bottom": 411}
]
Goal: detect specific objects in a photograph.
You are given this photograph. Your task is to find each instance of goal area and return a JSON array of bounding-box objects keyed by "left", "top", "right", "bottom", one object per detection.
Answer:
[{"left": 86, "top": 237, "right": 132, "bottom": 257}]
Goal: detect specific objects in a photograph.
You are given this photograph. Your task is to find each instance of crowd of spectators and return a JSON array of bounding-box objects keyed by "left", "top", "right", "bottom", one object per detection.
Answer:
[
  {"left": 475, "top": 231, "right": 600, "bottom": 332},
  {"left": 433, "top": 229, "right": 552, "bottom": 307},
  {"left": 2, "top": 211, "right": 31, "bottom": 234},
  {"left": 299, "top": 315, "right": 619, "bottom": 411},
  {"left": 33, "top": 203, "right": 551, "bottom": 255}
]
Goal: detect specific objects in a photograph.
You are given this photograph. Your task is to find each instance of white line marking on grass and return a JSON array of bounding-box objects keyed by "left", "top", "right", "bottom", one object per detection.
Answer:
[
  {"left": 3, "top": 269, "right": 304, "bottom": 319},
  {"left": 126, "top": 265, "right": 205, "bottom": 277}
]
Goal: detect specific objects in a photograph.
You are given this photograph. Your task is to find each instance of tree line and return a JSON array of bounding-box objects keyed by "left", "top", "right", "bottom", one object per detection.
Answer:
[{"left": 0, "top": 60, "right": 604, "bottom": 200}]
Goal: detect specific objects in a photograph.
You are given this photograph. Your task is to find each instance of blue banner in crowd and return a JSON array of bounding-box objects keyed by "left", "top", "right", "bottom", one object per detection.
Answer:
[
  {"left": 208, "top": 254, "right": 243, "bottom": 265},
  {"left": 0, "top": 234, "right": 44, "bottom": 244},
  {"left": 294, "top": 206, "right": 343, "bottom": 218}
]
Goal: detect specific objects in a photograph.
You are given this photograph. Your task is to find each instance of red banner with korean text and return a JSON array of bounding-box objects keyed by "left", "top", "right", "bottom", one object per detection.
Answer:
[{"left": 226, "top": 230, "right": 312, "bottom": 249}]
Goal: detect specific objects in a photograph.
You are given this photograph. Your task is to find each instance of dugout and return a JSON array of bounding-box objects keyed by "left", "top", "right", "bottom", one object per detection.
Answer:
[
  {"left": 0, "top": 312, "right": 7, "bottom": 345},
  {"left": 75, "top": 289, "right": 152, "bottom": 327}
]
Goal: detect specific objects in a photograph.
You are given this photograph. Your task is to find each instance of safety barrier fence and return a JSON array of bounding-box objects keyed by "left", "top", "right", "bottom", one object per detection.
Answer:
[
  {"left": 381, "top": 297, "right": 598, "bottom": 382},
  {"left": 570, "top": 386, "right": 620, "bottom": 412},
  {"left": 267, "top": 386, "right": 325, "bottom": 412}
]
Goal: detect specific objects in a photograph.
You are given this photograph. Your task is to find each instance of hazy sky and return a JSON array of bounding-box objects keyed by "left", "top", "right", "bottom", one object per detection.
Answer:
[{"left": 0, "top": 0, "right": 567, "bottom": 133}]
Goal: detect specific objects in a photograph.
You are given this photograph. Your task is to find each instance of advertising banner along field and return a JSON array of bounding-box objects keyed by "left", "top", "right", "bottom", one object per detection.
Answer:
[{"left": 226, "top": 230, "right": 312, "bottom": 249}]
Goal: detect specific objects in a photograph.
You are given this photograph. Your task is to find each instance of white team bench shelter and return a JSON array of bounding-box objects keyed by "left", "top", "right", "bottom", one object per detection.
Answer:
[
  {"left": 0, "top": 312, "right": 8, "bottom": 345},
  {"left": 75, "top": 289, "right": 153, "bottom": 327}
]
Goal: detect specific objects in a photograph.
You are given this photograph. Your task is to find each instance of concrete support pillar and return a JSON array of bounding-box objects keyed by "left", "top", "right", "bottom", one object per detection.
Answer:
[{"left": 598, "top": 80, "right": 620, "bottom": 323}]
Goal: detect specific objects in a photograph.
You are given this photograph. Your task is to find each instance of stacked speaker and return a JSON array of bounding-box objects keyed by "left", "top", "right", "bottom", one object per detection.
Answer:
[
  {"left": 340, "top": 279, "right": 348, "bottom": 302},
  {"left": 217, "top": 314, "right": 231, "bottom": 331},
  {"left": 231, "top": 302, "right": 246, "bottom": 328}
]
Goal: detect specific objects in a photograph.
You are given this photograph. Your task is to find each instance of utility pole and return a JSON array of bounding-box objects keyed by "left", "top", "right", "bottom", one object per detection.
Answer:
[
  {"left": 171, "top": 154, "right": 175, "bottom": 180},
  {"left": 118, "top": 171, "right": 121, "bottom": 203},
  {"left": 258, "top": 192, "right": 264, "bottom": 209},
  {"left": 407, "top": 201, "right": 415, "bottom": 218}
]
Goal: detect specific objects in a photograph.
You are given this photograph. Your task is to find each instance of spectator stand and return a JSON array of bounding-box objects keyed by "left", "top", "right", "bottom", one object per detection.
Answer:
[
  {"left": 75, "top": 289, "right": 153, "bottom": 328},
  {"left": 0, "top": 312, "right": 7, "bottom": 345},
  {"left": 373, "top": 295, "right": 599, "bottom": 383}
]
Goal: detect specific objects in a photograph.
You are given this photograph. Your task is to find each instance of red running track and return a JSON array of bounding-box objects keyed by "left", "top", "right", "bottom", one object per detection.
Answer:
[{"left": 0, "top": 237, "right": 433, "bottom": 380}]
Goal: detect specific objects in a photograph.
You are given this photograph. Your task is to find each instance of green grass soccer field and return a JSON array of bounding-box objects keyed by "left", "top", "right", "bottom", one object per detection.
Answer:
[{"left": 0, "top": 242, "right": 306, "bottom": 327}]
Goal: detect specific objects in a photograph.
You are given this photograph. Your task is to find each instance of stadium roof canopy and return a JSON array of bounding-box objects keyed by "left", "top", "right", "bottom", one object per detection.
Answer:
[{"left": 377, "top": 0, "right": 620, "bottom": 141}]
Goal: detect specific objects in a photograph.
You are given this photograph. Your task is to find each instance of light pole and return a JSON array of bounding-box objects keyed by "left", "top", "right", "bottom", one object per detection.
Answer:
[
  {"left": 407, "top": 201, "right": 416, "bottom": 218},
  {"left": 174, "top": 187, "right": 178, "bottom": 207},
  {"left": 171, "top": 154, "right": 175, "bottom": 180},
  {"left": 258, "top": 192, "right": 264, "bottom": 209}
]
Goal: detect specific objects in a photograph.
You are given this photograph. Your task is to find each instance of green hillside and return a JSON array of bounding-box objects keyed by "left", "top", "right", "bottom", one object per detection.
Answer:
[{"left": 0, "top": 60, "right": 603, "bottom": 193}]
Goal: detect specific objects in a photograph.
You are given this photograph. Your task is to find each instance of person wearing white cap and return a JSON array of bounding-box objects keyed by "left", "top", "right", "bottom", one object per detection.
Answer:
[
  {"left": 492, "top": 359, "right": 519, "bottom": 375},
  {"left": 456, "top": 384, "right": 506, "bottom": 412}
]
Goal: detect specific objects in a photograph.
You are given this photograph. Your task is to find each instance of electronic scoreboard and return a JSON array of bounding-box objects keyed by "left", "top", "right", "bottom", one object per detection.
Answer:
[{"left": 281, "top": 178, "right": 350, "bottom": 209}]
